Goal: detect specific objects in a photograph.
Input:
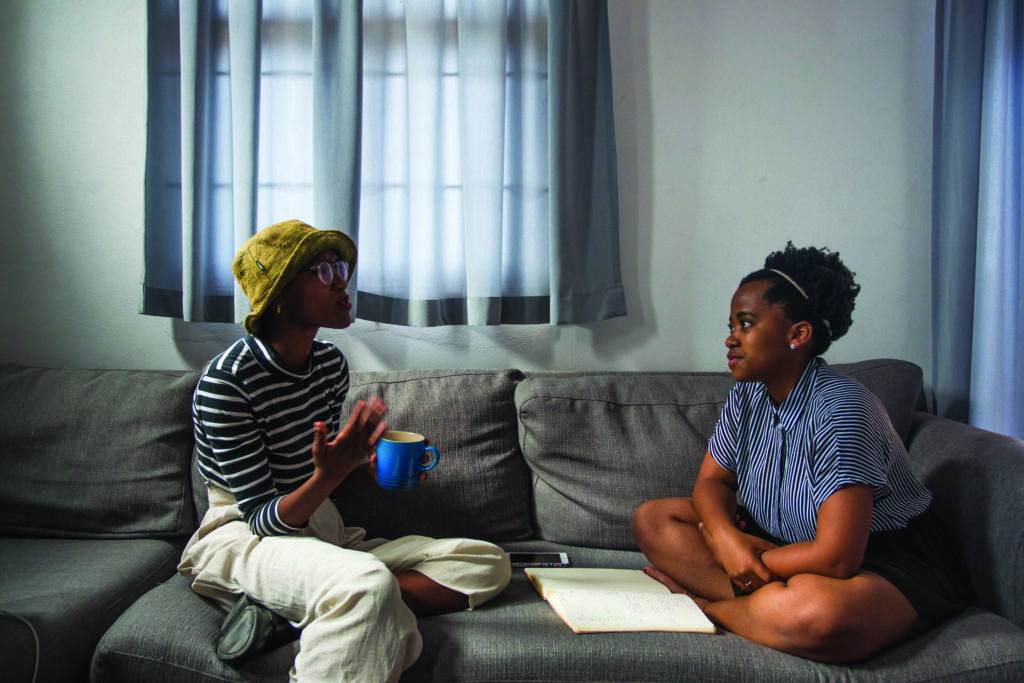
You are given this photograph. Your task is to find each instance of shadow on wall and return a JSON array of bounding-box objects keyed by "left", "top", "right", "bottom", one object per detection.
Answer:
[
  {"left": 340, "top": 322, "right": 561, "bottom": 371},
  {"left": 0, "top": 4, "right": 52, "bottom": 283},
  {"left": 172, "top": 320, "right": 240, "bottom": 369}
]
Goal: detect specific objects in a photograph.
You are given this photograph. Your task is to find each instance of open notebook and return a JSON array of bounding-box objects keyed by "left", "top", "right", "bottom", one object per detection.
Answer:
[{"left": 525, "top": 568, "right": 717, "bottom": 634}]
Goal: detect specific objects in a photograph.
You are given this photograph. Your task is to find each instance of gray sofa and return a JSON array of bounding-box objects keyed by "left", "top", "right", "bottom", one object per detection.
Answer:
[{"left": 1, "top": 360, "right": 1022, "bottom": 682}]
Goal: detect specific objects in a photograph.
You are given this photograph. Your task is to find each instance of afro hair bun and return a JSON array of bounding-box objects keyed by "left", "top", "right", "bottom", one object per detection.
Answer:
[{"left": 743, "top": 242, "right": 861, "bottom": 355}]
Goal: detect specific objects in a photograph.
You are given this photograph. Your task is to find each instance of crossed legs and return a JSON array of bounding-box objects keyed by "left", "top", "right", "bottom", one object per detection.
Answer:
[{"left": 632, "top": 497, "right": 919, "bottom": 663}]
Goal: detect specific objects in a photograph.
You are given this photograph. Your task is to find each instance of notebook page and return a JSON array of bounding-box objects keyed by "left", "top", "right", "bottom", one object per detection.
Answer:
[
  {"left": 547, "top": 589, "right": 716, "bottom": 633},
  {"left": 525, "top": 568, "right": 670, "bottom": 599}
]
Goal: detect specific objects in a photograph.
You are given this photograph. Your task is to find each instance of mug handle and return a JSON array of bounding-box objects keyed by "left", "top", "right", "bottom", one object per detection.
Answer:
[{"left": 419, "top": 446, "right": 441, "bottom": 472}]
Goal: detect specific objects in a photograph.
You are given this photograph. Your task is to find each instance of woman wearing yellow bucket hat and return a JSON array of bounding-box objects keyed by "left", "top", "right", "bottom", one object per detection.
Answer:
[{"left": 178, "top": 220, "right": 511, "bottom": 680}]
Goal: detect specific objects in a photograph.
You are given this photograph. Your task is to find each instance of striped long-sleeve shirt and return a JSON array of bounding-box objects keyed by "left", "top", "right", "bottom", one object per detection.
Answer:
[
  {"left": 708, "top": 358, "right": 931, "bottom": 544},
  {"left": 192, "top": 335, "right": 349, "bottom": 537}
]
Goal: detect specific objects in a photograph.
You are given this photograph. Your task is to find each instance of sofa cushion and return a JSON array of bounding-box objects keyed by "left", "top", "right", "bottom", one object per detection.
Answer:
[
  {"left": 517, "top": 360, "right": 924, "bottom": 550},
  {"left": 517, "top": 372, "right": 731, "bottom": 549},
  {"left": 90, "top": 544, "right": 1024, "bottom": 683},
  {"left": 92, "top": 573, "right": 294, "bottom": 683},
  {"left": 0, "top": 537, "right": 181, "bottom": 683},
  {"left": 831, "top": 358, "right": 923, "bottom": 443},
  {"left": 909, "top": 413, "right": 1024, "bottom": 630},
  {"left": 407, "top": 561, "right": 1024, "bottom": 682},
  {"left": 331, "top": 369, "right": 533, "bottom": 542},
  {"left": 0, "top": 611, "right": 37, "bottom": 683},
  {"left": 0, "top": 365, "right": 198, "bottom": 538},
  {"left": 93, "top": 549, "right": 1024, "bottom": 683}
]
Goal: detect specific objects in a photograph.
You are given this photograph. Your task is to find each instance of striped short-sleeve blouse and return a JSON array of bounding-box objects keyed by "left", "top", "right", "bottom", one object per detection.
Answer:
[
  {"left": 708, "top": 358, "right": 931, "bottom": 544},
  {"left": 192, "top": 335, "right": 349, "bottom": 537}
]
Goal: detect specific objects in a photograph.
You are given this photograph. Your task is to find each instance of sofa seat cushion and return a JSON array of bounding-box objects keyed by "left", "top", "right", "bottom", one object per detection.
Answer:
[
  {"left": 411, "top": 594, "right": 1024, "bottom": 681},
  {"left": 92, "top": 573, "right": 294, "bottom": 682},
  {"left": 98, "top": 544, "right": 1024, "bottom": 682},
  {"left": 0, "top": 365, "right": 198, "bottom": 538},
  {"left": 331, "top": 369, "right": 533, "bottom": 542},
  {"left": 0, "top": 537, "right": 181, "bottom": 683},
  {"left": 92, "top": 546, "right": 645, "bottom": 683},
  {"left": 404, "top": 543, "right": 1024, "bottom": 682}
]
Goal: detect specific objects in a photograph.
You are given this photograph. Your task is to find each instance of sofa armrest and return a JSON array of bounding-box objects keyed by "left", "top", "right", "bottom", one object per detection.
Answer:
[{"left": 908, "top": 412, "right": 1024, "bottom": 628}]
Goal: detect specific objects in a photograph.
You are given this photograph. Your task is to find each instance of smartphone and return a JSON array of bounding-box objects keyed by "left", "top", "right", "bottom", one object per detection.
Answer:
[{"left": 508, "top": 551, "right": 571, "bottom": 568}]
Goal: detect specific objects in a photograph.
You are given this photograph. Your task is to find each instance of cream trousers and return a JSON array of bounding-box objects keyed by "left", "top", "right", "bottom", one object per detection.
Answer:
[{"left": 178, "top": 485, "right": 511, "bottom": 683}]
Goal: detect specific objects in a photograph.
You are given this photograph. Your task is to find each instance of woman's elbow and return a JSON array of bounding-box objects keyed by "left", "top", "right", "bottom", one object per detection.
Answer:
[{"left": 826, "top": 555, "right": 863, "bottom": 580}]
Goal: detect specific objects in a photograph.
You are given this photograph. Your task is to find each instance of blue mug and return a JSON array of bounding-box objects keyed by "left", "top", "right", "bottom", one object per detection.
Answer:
[{"left": 376, "top": 431, "right": 441, "bottom": 490}]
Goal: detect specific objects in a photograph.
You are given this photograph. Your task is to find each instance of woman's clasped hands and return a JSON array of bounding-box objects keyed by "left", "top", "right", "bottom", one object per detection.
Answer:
[{"left": 698, "top": 517, "right": 778, "bottom": 593}]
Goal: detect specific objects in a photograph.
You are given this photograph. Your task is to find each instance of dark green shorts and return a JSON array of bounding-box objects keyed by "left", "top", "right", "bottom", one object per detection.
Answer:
[{"left": 734, "top": 506, "right": 973, "bottom": 626}]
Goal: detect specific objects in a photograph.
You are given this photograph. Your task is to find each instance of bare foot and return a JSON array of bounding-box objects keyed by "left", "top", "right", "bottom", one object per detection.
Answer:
[
  {"left": 643, "top": 565, "right": 685, "bottom": 592},
  {"left": 642, "top": 566, "right": 709, "bottom": 609}
]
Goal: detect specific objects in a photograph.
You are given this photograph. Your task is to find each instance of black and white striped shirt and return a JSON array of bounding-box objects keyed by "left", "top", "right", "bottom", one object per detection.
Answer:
[
  {"left": 708, "top": 358, "right": 931, "bottom": 544},
  {"left": 192, "top": 335, "right": 349, "bottom": 537}
]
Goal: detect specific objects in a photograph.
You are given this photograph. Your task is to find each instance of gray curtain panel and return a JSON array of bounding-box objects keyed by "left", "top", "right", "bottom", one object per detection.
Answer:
[
  {"left": 932, "top": 0, "right": 1023, "bottom": 438},
  {"left": 142, "top": 0, "right": 626, "bottom": 327},
  {"left": 547, "top": 0, "right": 625, "bottom": 324}
]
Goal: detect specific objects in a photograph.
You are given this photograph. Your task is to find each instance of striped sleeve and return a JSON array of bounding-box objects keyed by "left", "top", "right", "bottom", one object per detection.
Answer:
[
  {"left": 708, "top": 384, "right": 743, "bottom": 472},
  {"left": 335, "top": 351, "right": 350, "bottom": 405},
  {"left": 194, "top": 371, "right": 305, "bottom": 537},
  {"left": 810, "top": 399, "right": 892, "bottom": 508}
]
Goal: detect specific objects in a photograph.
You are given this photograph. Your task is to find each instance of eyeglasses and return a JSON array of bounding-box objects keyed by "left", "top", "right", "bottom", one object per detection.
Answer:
[{"left": 305, "top": 260, "right": 350, "bottom": 287}]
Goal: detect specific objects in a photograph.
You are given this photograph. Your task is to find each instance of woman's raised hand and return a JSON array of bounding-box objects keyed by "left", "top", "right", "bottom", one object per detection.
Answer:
[{"left": 311, "top": 397, "right": 389, "bottom": 485}]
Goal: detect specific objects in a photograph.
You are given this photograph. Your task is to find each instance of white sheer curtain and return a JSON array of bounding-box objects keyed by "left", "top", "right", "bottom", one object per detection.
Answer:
[
  {"left": 143, "top": 0, "right": 625, "bottom": 326},
  {"left": 355, "top": 0, "right": 551, "bottom": 324}
]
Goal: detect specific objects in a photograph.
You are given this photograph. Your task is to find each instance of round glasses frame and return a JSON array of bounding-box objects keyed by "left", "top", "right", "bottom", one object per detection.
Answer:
[{"left": 305, "top": 260, "right": 350, "bottom": 287}]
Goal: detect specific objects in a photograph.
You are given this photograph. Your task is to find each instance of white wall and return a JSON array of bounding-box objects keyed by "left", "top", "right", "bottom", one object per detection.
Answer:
[{"left": 0, "top": 0, "right": 935, "bottom": 378}]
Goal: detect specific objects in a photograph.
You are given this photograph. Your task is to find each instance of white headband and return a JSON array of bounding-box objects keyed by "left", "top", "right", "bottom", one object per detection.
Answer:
[
  {"left": 768, "top": 268, "right": 832, "bottom": 336},
  {"left": 768, "top": 269, "right": 809, "bottom": 299}
]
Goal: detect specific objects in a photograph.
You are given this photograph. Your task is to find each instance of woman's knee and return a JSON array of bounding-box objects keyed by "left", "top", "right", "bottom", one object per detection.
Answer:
[
  {"left": 631, "top": 499, "right": 660, "bottom": 540},
  {"left": 467, "top": 540, "right": 513, "bottom": 602},
  {"left": 411, "top": 538, "right": 511, "bottom": 607},
  {"left": 319, "top": 558, "right": 399, "bottom": 614},
  {"left": 632, "top": 497, "right": 695, "bottom": 544},
  {"left": 475, "top": 541, "right": 512, "bottom": 593},
  {"left": 772, "top": 578, "right": 854, "bottom": 658}
]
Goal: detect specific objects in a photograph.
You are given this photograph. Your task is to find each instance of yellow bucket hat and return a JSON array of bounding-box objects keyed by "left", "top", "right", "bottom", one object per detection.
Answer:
[{"left": 232, "top": 219, "right": 357, "bottom": 334}]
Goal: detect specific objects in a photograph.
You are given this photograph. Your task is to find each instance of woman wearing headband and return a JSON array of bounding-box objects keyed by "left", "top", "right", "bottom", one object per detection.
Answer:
[
  {"left": 632, "top": 243, "right": 970, "bottom": 662},
  {"left": 179, "top": 219, "right": 510, "bottom": 681}
]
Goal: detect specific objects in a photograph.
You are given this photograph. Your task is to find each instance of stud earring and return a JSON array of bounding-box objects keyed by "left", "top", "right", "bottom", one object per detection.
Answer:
[{"left": 789, "top": 343, "right": 796, "bottom": 350}]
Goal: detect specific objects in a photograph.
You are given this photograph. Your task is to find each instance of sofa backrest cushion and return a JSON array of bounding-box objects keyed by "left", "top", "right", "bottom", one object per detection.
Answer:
[
  {"left": 0, "top": 365, "right": 198, "bottom": 538},
  {"left": 517, "top": 359, "right": 924, "bottom": 550},
  {"left": 832, "top": 359, "right": 923, "bottom": 443},
  {"left": 331, "top": 369, "right": 533, "bottom": 542},
  {"left": 517, "top": 372, "right": 732, "bottom": 549}
]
